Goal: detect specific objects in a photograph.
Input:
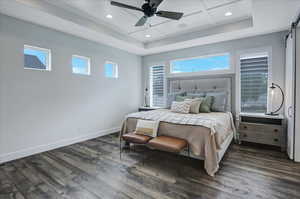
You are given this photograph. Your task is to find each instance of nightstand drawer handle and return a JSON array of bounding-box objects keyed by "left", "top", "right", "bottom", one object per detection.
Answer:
[
  {"left": 243, "top": 126, "right": 248, "bottom": 129},
  {"left": 243, "top": 134, "right": 247, "bottom": 137},
  {"left": 274, "top": 138, "right": 279, "bottom": 142},
  {"left": 274, "top": 129, "right": 278, "bottom": 132}
]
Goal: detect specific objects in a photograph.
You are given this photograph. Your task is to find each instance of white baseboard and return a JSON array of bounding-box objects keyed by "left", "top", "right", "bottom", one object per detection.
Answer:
[{"left": 0, "top": 127, "right": 120, "bottom": 164}]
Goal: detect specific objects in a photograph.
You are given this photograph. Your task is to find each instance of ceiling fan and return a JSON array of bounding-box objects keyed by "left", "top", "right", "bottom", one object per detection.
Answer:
[{"left": 110, "top": 0, "right": 184, "bottom": 26}]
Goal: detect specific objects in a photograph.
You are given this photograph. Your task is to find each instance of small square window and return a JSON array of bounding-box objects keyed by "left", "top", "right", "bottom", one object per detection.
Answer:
[
  {"left": 105, "top": 61, "right": 118, "bottom": 78},
  {"left": 24, "top": 45, "right": 51, "bottom": 71},
  {"left": 72, "top": 55, "right": 90, "bottom": 75}
]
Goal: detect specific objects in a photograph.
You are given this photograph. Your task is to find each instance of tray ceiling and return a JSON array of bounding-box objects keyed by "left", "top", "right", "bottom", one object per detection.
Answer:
[
  {"left": 43, "top": 0, "right": 252, "bottom": 42},
  {"left": 0, "top": 0, "right": 299, "bottom": 55}
]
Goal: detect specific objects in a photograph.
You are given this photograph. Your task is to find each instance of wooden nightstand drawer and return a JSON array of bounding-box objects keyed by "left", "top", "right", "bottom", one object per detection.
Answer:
[
  {"left": 239, "top": 122, "right": 283, "bottom": 135},
  {"left": 239, "top": 131, "right": 281, "bottom": 146}
]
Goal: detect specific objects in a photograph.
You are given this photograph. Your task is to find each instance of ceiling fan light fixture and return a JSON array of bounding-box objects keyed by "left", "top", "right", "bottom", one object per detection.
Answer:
[
  {"left": 110, "top": 0, "right": 184, "bottom": 26},
  {"left": 225, "top": 12, "right": 233, "bottom": 17},
  {"left": 145, "top": 34, "right": 151, "bottom": 38}
]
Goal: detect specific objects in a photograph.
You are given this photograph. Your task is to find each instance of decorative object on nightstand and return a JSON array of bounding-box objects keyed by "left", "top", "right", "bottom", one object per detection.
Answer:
[
  {"left": 266, "top": 82, "right": 284, "bottom": 116},
  {"left": 237, "top": 113, "right": 286, "bottom": 151},
  {"left": 144, "top": 87, "right": 150, "bottom": 107}
]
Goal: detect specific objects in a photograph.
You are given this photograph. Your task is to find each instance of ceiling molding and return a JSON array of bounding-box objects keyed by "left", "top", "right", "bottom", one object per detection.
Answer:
[
  {"left": 145, "top": 18, "right": 253, "bottom": 49},
  {"left": 0, "top": 0, "right": 299, "bottom": 56}
]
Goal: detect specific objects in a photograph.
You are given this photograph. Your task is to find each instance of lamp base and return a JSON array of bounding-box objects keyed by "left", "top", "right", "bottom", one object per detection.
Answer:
[{"left": 265, "top": 112, "right": 279, "bottom": 116}]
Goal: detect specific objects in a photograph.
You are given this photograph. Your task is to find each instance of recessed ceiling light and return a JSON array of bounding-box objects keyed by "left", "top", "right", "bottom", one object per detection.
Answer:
[
  {"left": 106, "top": 14, "right": 113, "bottom": 19},
  {"left": 225, "top": 12, "right": 232, "bottom": 17},
  {"left": 178, "top": 23, "right": 188, "bottom": 28},
  {"left": 145, "top": 34, "right": 151, "bottom": 38}
]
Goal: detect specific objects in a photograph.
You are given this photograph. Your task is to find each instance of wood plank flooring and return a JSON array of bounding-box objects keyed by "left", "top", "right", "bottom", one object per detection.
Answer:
[{"left": 1, "top": 133, "right": 300, "bottom": 199}]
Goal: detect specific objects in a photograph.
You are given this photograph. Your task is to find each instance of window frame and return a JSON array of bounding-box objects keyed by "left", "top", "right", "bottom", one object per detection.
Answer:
[
  {"left": 149, "top": 64, "right": 166, "bottom": 108},
  {"left": 71, "top": 54, "right": 91, "bottom": 76},
  {"left": 24, "top": 45, "right": 51, "bottom": 71},
  {"left": 104, "top": 61, "right": 118, "bottom": 79},
  {"left": 236, "top": 47, "right": 273, "bottom": 115},
  {"left": 169, "top": 53, "right": 233, "bottom": 77}
]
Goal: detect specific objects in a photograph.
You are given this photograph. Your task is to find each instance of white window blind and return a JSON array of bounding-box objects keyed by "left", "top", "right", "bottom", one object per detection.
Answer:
[
  {"left": 240, "top": 55, "right": 269, "bottom": 113},
  {"left": 150, "top": 65, "right": 165, "bottom": 107}
]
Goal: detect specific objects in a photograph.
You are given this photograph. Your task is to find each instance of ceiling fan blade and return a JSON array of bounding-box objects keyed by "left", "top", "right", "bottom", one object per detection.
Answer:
[
  {"left": 111, "top": 1, "right": 143, "bottom": 12},
  {"left": 135, "top": 16, "right": 148, "bottom": 26},
  {"left": 156, "top": 11, "right": 184, "bottom": 20},
  {"left": 150, "top": 0, "right": 164, "bottom": 8}
]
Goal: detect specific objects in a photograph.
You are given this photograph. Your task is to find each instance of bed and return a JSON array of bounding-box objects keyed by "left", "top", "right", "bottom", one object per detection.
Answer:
[{"left": 121, "top": 78, "right": 236, "bottom": 176}]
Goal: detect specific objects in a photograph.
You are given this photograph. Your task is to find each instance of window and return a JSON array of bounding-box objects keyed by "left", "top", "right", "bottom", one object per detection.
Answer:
[
  {"left": 72, "top": 55, "right": 90, "bottom": 75},
  {"left": 240, "top": 53, "right": 269, "bottom": 113},
  {"left": 150, "top": 65, "right": 165, "bottom": 107},
  {"left": 105, "top": 61, "right": 118, "bottom": 78},
  {"left": 24, "top": 45, "right": 51, "bottom": 70},
  {"left": 170, "top": 53, "right": 230, "bottom": 73}
]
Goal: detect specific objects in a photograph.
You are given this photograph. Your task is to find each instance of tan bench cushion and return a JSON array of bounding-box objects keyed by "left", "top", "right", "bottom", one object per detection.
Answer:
[
  {"left": 122, "top": 132, "right": 152, "bottom": 144},
  {"left": 148, "top": 136, "right": 188, "bottom": 153}
]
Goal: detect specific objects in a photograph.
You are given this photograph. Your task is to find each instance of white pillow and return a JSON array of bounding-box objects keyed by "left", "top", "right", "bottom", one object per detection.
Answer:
[
  {"left": 184, "top": 98, "right": 203, "bottom": 114},
  {"left": 171, "top": 101, "right": 191, "bottom": 114},
  {"left": 135, "top": 119, "right": 159, "bottom": 137}
]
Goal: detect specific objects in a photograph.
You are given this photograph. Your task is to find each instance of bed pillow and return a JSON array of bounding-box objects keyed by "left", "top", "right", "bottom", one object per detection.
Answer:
[
  {"left": 171, "top": 101, "right": 191, "bottom": 114},
  {"left": 167, "top": 92, "right": 186, "bottom": 107},
  {"left": 135, "top": 119, "right": 159, "bottom": 137},
  {"left": 184, "top": 98, "right": 203, "bottom": 114},
  {"left": 199, "top": 96, "right": 213, "bottom": 113},
  {"left": 175, "top": 95, "right": 191, "bottom": 102},
  {"left": 206, "top": 91, "right": 227, "bottom": 112}
]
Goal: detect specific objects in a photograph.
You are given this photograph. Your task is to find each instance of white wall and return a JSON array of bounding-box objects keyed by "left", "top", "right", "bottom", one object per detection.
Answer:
[
  {"left": 0, "top": 14, "right": 142, "bottom": 163},
  {"left": 142, "top": 31, "right": 287, "bottom": 115},
  {"left": 295, "top": 27, "right": 300, "bottom": 162}
]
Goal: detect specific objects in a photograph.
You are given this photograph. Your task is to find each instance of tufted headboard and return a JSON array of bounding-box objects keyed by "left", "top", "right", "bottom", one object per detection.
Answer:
[{"left": 168, "top": 77, "right": 232, "bottom": 112}]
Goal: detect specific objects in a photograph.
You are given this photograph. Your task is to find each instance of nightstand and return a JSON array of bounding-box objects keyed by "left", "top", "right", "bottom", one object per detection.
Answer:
[
  {"left": 138, "top": 106, "right": 162, "bottom": 112},
  {"left": 237, "top": 113, "right": 286, "bottom": 151}
]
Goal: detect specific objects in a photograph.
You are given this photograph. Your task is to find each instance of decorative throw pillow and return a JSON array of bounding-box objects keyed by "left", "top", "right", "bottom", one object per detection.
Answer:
[
  {"left": 167, "top": 92, "right": 186, "bottom": 107},
  {"left": 199, "top": 96, "right": 213, "bottom": 113},
  {"left": 135, "top": 119, "right": 159, "bottom": 137},
  {"left": 171, "top": 101, "right": 191, "bottom": 114},
  {"left": 184, "top": 98, "right": 203, "bottom": 114},
  {"left": 206, "top": 91, "right": 227, "bottom": 112}
]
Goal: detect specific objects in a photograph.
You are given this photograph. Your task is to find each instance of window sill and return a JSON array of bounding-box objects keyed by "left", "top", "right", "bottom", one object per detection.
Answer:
[
  {"left": 167, "top": 69, "right": 234, "bottom": 78},
  {"left": 24, "top": 67, "right": 51, "bottom": 71}
]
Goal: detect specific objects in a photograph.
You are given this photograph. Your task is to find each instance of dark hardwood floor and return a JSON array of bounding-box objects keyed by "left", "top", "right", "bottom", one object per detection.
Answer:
[{"left": 1, "top": 133, "right": 300, "bottom": 199}]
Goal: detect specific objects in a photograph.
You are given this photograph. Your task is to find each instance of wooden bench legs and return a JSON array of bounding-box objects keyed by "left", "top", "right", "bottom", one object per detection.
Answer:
[{"left": 120, "top": 134, "right": 190, "bottom": 165}]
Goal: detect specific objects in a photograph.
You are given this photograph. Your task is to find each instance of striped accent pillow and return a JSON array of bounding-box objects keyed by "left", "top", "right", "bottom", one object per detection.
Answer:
[
  {"left": 135, "top": 119, "right": 159, "bottom": 137},
  {"left": 184, "top": 98, "right": 203, "bottom": 114}
]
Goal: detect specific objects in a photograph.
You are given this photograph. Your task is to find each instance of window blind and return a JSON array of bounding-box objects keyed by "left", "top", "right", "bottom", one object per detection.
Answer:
[
  {"left": 240, "top": 56, "right": 268, "bottom": 113},
  {"left": 150, "top": 65, "right": 165, "bottom": 107}
]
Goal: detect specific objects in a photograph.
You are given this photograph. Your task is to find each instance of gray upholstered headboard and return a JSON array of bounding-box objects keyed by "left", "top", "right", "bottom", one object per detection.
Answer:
[{"left": 168, "top": 77, "right": 232, "bottom": 112}]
